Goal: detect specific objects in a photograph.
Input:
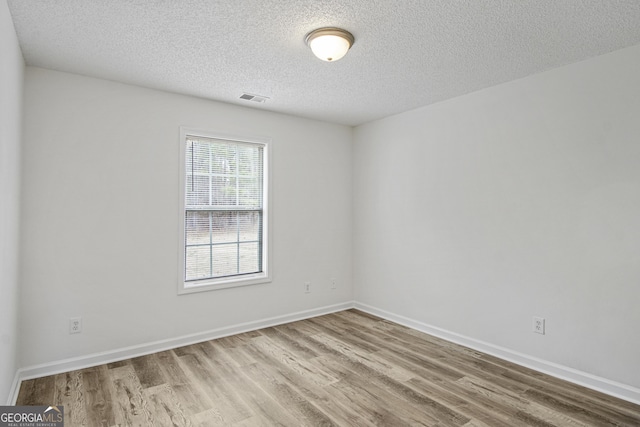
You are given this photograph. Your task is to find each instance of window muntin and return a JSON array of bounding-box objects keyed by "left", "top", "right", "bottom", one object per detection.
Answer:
[{"left": 179, "top": 130, "right": 269, "bottom": 293}]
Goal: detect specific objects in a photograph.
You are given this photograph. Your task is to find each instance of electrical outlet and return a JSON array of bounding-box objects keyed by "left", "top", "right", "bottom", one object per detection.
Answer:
[
  {"left": 304, "top": 282, "right": 311, "bottom": 293},
  {"left": 533, "top": 316, "right": 545, "bottom": 335},
  {"left": 330, "top": 278, "right": 337, "bottom": 290},
  {"left": 69, "top": 317, "right": 82, "bottom": 334}
]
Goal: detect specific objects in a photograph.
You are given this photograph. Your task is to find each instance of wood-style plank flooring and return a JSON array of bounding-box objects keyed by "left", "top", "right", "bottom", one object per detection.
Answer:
[{"left": 16, "top": 309, "right": 640, "bottom": 426}]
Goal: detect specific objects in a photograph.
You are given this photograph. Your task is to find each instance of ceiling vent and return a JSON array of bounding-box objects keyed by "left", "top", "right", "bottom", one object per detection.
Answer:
[{"left": 239, "top": 93, "right": 269, "bottom": 103}]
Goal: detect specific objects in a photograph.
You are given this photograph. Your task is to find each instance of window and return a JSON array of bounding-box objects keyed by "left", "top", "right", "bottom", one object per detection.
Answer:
[{"left": 179, "top": 128, "right": 270, "bottom": 294}]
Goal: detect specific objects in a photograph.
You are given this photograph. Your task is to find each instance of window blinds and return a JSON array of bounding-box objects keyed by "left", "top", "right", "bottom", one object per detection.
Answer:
[{"left": 184, "top": 136, "right": 264, "bottom": 281}]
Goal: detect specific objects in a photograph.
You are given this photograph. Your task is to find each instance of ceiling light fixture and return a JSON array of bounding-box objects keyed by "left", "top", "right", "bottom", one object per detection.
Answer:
[{"left": 305, "top": 27, "right": 354, "bottom": 62}]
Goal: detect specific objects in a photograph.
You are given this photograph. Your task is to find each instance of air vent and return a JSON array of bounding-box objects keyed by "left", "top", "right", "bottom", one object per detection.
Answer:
[{"left": 239, "top": 93, "right": 270, "bottom": 103}]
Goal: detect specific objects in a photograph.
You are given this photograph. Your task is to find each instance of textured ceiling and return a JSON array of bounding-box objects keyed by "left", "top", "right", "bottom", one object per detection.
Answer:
[{"left": 7, "top": 1, "right": 640, "bottom": 126}]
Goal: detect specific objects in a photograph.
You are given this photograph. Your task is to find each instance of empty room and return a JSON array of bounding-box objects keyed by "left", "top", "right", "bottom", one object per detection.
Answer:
[{"left": 1, "top": 1, "right": 640, "bottom": 426}]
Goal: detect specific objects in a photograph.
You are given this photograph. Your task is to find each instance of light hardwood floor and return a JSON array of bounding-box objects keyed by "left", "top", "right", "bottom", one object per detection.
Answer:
[{"left": 16, "top": 309, "right": 640, "bottom": 426}]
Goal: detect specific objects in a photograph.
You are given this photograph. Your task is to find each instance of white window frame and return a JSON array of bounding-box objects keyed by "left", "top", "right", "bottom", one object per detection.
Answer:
[{"left": 178, "top": 127, "right": 271, "bottom": 294}]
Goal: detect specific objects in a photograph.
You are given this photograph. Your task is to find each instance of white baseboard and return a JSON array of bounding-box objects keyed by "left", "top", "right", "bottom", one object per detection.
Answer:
[
  {"left": 7, "top": 370, "right": 22, "bottom": 406},
  {"left": 8, "top": 301, "right": 354, "bottom": 405},
  {"left": 9, "top": 300, "right": 640, "bottom": 407},
  {"left": 354, "top": 302, "right": 640, "bottom": 406}
]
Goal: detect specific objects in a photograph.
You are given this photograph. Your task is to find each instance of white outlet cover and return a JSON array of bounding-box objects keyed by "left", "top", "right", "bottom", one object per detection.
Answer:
[
  {"left": 533, "top": 316, "right": 545, "bottom": 335},
  {"left": 69, "top": 317, "right": 82, "bottom": 334}
]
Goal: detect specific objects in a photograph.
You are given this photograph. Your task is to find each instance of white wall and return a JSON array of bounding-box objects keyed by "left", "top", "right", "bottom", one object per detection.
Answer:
[
  {"left": 0, "top": 0, "right": 23, "bottom": 404},
  {"left": 19, "top": 67, "right": 352, "bottom": 367},
  {"left": 353, "top": 44, "right": 640, "bottom": 389}
]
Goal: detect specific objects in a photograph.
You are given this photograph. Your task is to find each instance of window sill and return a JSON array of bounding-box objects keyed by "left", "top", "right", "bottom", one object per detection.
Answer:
[{"left": 178, "top": 272, "right": 271, "bottom": 295}]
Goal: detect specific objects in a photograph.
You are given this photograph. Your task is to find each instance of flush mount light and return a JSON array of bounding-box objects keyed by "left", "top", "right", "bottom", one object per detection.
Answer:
[{"left": 305, "top": 27, "right": 354, "bottom": 62}]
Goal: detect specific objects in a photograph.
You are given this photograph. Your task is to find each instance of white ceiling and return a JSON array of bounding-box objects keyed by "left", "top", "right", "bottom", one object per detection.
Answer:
[{"left": 7, "top": 1, "right": 640, "bottom": 126}]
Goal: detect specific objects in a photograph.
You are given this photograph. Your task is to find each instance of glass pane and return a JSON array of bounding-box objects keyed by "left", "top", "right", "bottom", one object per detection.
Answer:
[
  {"left": 238, "top": 177, "right": 261, "bottom": 208},
  {"left": 211, "top": 143, "right": 236, "bottom": 175},
  {"left": 239, "top": 242, "right": 260, "bottom": 273},
  {"left": 211, "top": 176, "right": 237, "bottom": 206},
  {"left": 186, "top": 141, "right": 211, "bottom": 174},
  {"left": 185, "top": 211, "right": 210, "bottom": 245},
  {"left": 185, "top": 246, "right": 211, "bottom": 281},
  {"left": 211, "top": 244, "right": 238, "bottom": 277},
  {"left": 237, "top": 145, "right": 261, "bottom": 177},
  {"left": 211, "top": 211, "right": 237, "bottom": 243},
  {"left": 186, "top": 175, "right": 210, "bottom": 207},
  {"left": 238, "top": 211, "right": 260, "bottom": 242}
]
